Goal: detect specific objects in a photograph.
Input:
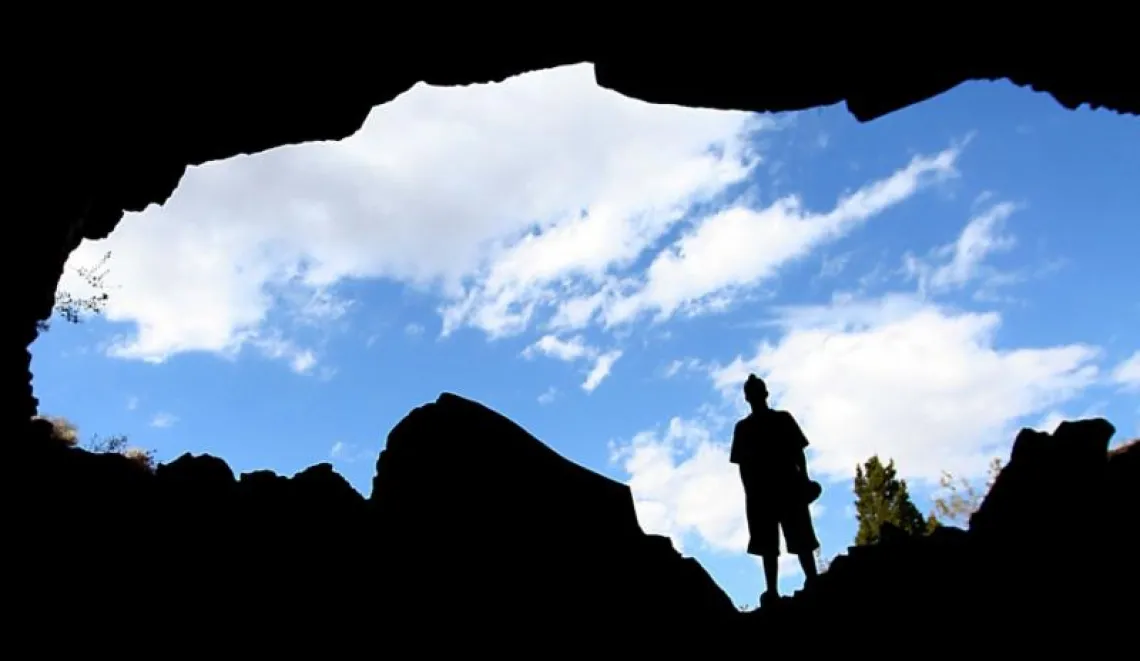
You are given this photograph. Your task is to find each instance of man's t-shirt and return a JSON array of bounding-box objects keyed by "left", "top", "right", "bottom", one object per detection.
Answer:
[{"left": 730, "top": 409, "right": 809, "bottom": 495}]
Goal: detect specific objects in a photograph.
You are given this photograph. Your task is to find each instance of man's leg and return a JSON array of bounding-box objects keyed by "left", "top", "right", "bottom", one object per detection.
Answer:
[
  {"left": 743, "top": 487, "right": 780, "bottom": 604},
  {"left": 797, "top": 551, "right": 818, "bottom": 582},
  {"left": 783, "top": 503, "right": 821, "bottom": 586},
  {"left": 761, "top": 554, "right": 779, "bottom": 595}
]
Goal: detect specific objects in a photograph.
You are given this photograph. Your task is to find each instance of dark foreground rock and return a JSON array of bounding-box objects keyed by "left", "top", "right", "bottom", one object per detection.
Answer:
[
  {"left": 744, "top": 420, "right": 1138, "bottom": 646},
  {"left": 12, "top": 393, "right": 734, "bottom": 650},
  {"left": 9, "top": 394, "right": 1137, "bottom": 651},
  {"left": 371, "top": 394, "right": 736, "bottom": 632}
]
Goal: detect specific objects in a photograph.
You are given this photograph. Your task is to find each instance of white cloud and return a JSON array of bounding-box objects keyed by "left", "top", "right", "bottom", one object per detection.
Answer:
[
  {"left": 284, "top": 287, "right": 354, "bottom": 327},
  {"left": 126, "top": 396, "right": 139, "bottom": 411},
  {"left": 56, "top": 62, "right": 977, "bottom": 403},
  {"left": 611, "top": 416, "right": 748, "bottom": 554},
  {"left": 1033, "top": 402, "right": 1107, "bottom": 435},
  {"left": 523, "top": 335, "right": 595, "bottom": 362},
  {"left": 608, "top": 202, "right": 1103, "bottom": 566},
  {"left": 904, "top": 201, "right": 1019, "bottom": 295},
  {"left": 817, "top": 252, "right": 852, "bottom": 280},
  {"left": 329, "top": 441, "right": 372, "bottom": 463},
  {"left": 709, "top": 293, "right": 1100, "bottom": 482},
  {"left": 1035, "top": 411, "right": 1069, "bottom": 435},
  {"left": 548, "top": 144, "right": 964, "bottom": 333},
  {"left": 1111, "top": 351, "right": 1140, "bottom": 390},
  {"left": 252, "top": 333, "right": 320, "bottom": 375},
  {"left": 537, "top": 387, "right": 557, "bottom": 405},
  {"left": 663, "top": 357, "right": 705, "bottom": 378},
  {"left": 594, "top": 146, "right": 962, "bottom": 328},
  {"left": 582, "top": 350, "right": 622, "bottom": 393},
  {"left": 610, "top": 415, "right": 826, "bottom": 574},
  {"left": 613, "top": 290, "right": 1100, "bottom": 570},
  {"left": 150, "top": 412, "right": 178, "bottom": 429},
  {"left": 60, "top": 63, "right": 766, "bottom": 368},
  {"left": 291, "top": 351, "right": 317, "bottom": 374},
  {"left": 522, "top": 334, "right": 623, "bottom": 392}
]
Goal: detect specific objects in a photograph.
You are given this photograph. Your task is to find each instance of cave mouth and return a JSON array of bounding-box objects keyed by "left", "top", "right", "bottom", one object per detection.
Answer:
[{"left": 20, "top": 64, "right": 1140, "bottom": 606}]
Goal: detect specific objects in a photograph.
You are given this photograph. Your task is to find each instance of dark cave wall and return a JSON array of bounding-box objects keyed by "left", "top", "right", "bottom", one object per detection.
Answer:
[{"left": 11, "top": 52, "right": 1138, "bottom": 434}]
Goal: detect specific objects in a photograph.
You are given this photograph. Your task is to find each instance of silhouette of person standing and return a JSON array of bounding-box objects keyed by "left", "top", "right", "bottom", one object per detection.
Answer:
[{"left": 730, "top": 374, "right": 820, "bottom": 606}]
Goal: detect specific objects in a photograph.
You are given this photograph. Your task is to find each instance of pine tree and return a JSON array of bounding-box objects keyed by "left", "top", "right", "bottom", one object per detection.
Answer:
[{"left": 853, "top": 455, "right": 929, "bottom": 546}]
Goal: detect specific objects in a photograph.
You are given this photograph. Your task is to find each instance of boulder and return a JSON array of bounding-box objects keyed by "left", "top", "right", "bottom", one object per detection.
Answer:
[{"left": 370, "top": 393, "right": 736, "bottom": 630}]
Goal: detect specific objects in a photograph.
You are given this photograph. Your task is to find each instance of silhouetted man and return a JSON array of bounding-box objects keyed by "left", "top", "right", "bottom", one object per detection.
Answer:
[{"left": 730, "top": 374, "right": 820, "bottom": 606}]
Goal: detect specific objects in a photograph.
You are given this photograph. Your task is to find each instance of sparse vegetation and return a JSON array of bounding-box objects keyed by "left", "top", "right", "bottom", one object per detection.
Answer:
[
  {"left": 37, "top": 250, "right": 112, "bottom": 332},
  {"left": 121, "top": 446, "right": 157, "bottom": 472},
  {"left": 37, "top": 414, "right": 79, "bottom": 445},
  {"left": 734, "top": 453, "right": 1003, "bottom": 607},
  {"left": 930, "top": 457, "right": 1003, "bottom": 528},
  {"left": 34, "top": 414, "right": 156, "bottom": 472}
]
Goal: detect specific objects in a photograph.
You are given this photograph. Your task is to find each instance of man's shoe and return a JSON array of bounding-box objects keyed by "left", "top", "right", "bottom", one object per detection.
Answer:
[{"left": 759, "top": 590, "right": 780, "bottom": 607}]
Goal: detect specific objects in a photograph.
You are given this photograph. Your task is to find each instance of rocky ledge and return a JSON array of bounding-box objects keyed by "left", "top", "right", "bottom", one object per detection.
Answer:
[{"left": 9, "top": 393, "right": 1137, "bottom": 651}]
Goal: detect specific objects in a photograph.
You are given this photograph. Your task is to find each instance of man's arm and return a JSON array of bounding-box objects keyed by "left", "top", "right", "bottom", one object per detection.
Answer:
[
  {"left": 729, "top": 421, "right": 745, "bottom": 465},
  {"left": 784, "top": 412, "right": 810, "bottom": 473}
]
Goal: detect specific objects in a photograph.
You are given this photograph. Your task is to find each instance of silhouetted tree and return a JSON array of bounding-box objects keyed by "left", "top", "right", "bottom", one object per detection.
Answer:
[
  {"left": 37, "top": 250, "right": 112, "bottom": 332},
  {"left": 930, "top": 457, "right": 1003, "bottom": 528},
  {"left": 853, "top": 455, "right": 930, "bottom": 545},
  {"left": 35, "top": 414, "right": 155, "bottom": 472}
]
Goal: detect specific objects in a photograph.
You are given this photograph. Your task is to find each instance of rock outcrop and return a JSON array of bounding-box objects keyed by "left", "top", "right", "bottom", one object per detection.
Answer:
[
  {"left": 1107, "top": 437, "right": 1138, "bottom": 516},
  {"left": 13, "top": 393, "right": 734, "bottom": 649},
  {"left": 745, "top": 418, "right": 1136, "bottom": 648},
  {"left": 11, "top": 392, "right": 1136, "bottom": 650},
  {"left": 371, "top": 393, "right": 736, "bottom": 633}
]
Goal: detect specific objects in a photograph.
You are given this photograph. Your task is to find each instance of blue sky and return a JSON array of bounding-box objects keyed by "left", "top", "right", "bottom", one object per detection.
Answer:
[{"left": 33, "top": 65, "right": 1139, "bottom": 607}]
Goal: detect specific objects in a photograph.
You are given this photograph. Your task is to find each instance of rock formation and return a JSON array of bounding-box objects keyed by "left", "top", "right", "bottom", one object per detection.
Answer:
[
  {"left": 14, "top": 394, "right": 737, "bottom": 649},
  {"left": 750, "top": 419, "right": 1136, "bottom": 637},
  {"left": 11, "top": 392, "right": 1137, "bottom": 650}
]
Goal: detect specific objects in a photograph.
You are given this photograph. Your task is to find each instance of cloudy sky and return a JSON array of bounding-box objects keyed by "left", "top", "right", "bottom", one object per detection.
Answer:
[{"left": 32, "top": 64, "right": 1139, "bottom": 606}]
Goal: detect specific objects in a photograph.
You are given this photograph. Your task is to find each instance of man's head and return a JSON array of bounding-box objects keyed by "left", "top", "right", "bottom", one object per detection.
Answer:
[{"left": 743, "top": 374, "right": 769, "bottom": 409}]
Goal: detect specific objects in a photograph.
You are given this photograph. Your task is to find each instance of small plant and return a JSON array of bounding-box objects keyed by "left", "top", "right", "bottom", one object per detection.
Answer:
[
  {"left": 37, "top": 250, "right": 112, "bottom": 332},
  {"left": 87, "top": 433, "right": 129, "bottom": 454},
  {"left": 35, "top": 415, "right": 79, "bottom": 446},
  {"left": 930, "top": 457, "right": 1003, "bottom": 528},
  {"left": 34, "top": 414, "right": 156, "bottom": 473},
  {"left": 122, "top": 447, "right": 157, "bottom": 472}
]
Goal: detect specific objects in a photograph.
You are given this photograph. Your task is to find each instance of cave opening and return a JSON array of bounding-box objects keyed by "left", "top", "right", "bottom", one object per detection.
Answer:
[{"left": 26, "top": 64, "right": 1139, "bottom": 607}]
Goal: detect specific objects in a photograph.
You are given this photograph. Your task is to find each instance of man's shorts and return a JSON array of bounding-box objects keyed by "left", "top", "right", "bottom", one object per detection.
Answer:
[{"left": 744, "top": 493, "right": 820, "bottom": 557}]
